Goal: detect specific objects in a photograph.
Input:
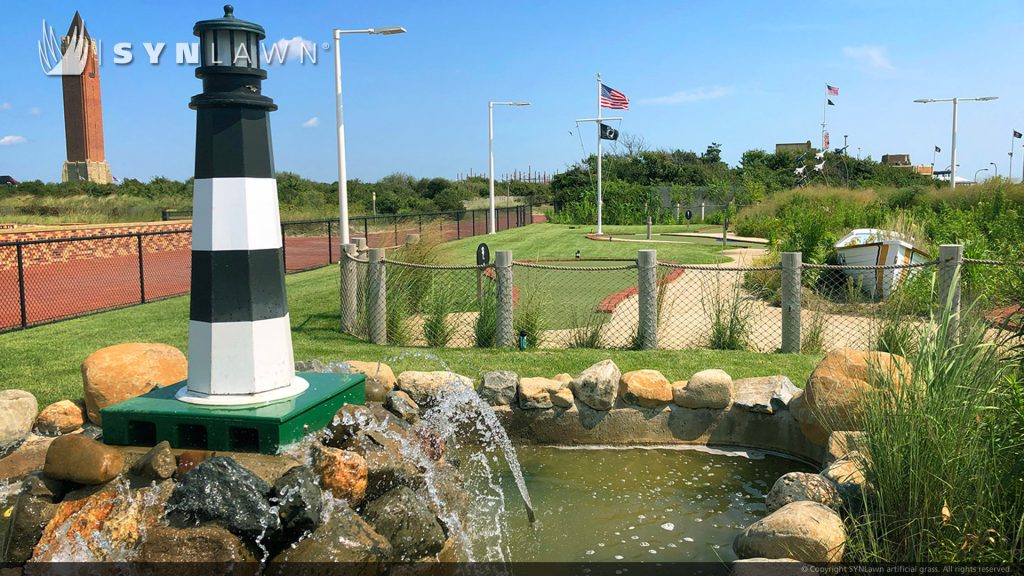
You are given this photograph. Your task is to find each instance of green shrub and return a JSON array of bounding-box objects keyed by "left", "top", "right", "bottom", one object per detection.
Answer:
[
  {"left": 513, "top": 291, "right": 547, "bottom": 349},
  {"left": 702, "top": 279, "right": 751, "bottom": 351},
  {"left": 567, "top": 308, "right": 604, "bottom": 349}
]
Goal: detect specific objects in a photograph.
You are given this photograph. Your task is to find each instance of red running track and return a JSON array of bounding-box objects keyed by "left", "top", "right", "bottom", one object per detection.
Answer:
[{"left": 1, "top": 216, "right": 533, "bottom": 331}]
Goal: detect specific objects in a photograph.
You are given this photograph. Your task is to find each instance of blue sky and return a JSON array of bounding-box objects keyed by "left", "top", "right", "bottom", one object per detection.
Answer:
[{"left": 2, "top": 0, "right": 1024, "bottom": 184}]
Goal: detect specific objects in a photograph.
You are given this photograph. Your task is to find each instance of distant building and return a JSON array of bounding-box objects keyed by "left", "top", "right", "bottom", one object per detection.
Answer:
[
  {"left": 0, "top": 176, "right": 18, "bottom": 186},
  {"left": 61, "top": 12, "right": 112, "bottom": 184},
  {"left": 881, "top": 154, "right": 911, "bottom": 166},
  {"left": 775, "top": 141, "right": 813, "bottom": 154}
]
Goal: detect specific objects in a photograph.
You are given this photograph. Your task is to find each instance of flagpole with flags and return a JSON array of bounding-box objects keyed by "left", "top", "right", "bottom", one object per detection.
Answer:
[
  {"left": 1011, "top": 130, "right": 1022, "bottom": 181},
  {"left": 597, "top": 72, "right": 603, "bottom": 235},
  {"left": 822, "top": 85, "right": 827, "bottom": 151}
]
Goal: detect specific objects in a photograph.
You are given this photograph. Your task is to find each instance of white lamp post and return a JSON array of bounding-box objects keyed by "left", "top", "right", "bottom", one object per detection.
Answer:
[
  {"left": 334, "top": 26, "right": 405, "bottom": 245},
  {"left": 990, "top": 162, "right": 998, "bottom": 178},
  {"left": 488, "top": 101, "right": 530, "bottom": 234},
  {"left": 914, "top": 96, "right": 998, "bottom": 189},
  {"left": 974, "top": 168, "right": 988, "bottom": 183}
]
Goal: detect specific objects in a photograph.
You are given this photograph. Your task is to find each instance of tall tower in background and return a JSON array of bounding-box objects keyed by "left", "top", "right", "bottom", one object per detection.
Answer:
[{"left": 61, "top": 12, "right": 112, "bottom": 184}]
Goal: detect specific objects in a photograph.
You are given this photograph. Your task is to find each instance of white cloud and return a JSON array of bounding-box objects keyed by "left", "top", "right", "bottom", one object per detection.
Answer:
[
  {"left": 0, "top": 102, "right": 11, "bottom": 111},
  {"left": 29, "top": 107, "right": 41, "bottom": 116},
  {"left": 0, "top": 135, "right": 27, "bottom": 146},
  {"left": 843, "top": 45, "right": 894, "bottom": 71},
  {"left": 639, "top": 86, "right": 734, "bottom": 105},
  {"left": 302, "top": 116, "right": 320, "bottom": 128},
  {"left": 264, "top": 36, "right": 317, "bottom": 64}
]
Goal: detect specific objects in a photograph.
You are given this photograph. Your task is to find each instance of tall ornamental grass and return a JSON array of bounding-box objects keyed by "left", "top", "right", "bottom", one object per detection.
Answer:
[{"left": 846, "top": 301, "right": 1024, "bottom": 562}]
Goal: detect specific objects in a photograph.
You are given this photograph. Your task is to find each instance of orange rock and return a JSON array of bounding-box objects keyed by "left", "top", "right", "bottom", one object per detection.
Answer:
[
  {"left": 798, "top": 349, "right": 913, "bottom": 446},
  {"left": 176, "top": 450, "right": 213, "bottom": 478},
  {"left": 313, "top": 446, "right": 368, "bottom": 505},
  {"left": 619, "top": 370, "right": 673, "bottom": 408},
  {"left": 81, "top": 343, "right": 187, "bottom": 425},
  {"left": 35, "top": 400, "right": 86, "bottom": 436},
  {"left": 32, "top": 482, "right": 170, "bottom": 561}
]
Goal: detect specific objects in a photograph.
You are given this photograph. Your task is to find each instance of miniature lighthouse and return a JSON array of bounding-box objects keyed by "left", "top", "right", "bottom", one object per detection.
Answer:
[{"left": 177, "top": 5, "right": 306, "bottom": 405}]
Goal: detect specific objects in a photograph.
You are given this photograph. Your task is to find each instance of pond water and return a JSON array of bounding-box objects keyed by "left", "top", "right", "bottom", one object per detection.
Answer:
[{"left": 493, "top": 445, "right": 810, "bottom": 562}]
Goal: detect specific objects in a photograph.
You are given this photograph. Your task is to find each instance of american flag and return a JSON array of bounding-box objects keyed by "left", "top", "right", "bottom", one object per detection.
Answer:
[
  {"left": 600, "top": 84, "right": 629, "bottom": 110},
  {"left": 826, "top": 84, "right": 839, "bottom": 96}
]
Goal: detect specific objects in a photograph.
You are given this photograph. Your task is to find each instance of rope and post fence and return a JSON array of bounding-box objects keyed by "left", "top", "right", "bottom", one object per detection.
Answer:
[{"left": 339, "top": 243, "right": 1011, "bottom": 354}]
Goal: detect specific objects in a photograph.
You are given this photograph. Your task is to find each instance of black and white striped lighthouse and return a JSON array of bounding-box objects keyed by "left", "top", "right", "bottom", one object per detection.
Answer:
[{"left": 177, "top": 5, "right": 307, "bottom": 405}]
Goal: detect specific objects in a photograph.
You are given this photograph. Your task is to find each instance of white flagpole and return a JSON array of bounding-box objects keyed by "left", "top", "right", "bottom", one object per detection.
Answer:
[
  {"left": 1009, "top": 131, "right": 1015, "bottom": 181},
  {"left": 596, "top": 72, "right": 603, "bottom": 235},
  {"left": 821, "top": 86, "right": 827, "bottom": 151}
]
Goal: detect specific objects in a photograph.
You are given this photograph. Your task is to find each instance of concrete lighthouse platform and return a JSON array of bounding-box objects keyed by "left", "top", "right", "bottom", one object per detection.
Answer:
[{"left": 100, "top": 372, "right": 365, "bottom": 454}]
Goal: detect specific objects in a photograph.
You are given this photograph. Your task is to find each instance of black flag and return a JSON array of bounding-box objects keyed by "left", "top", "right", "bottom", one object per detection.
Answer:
[
  {"left": 599, "top": 123, "right": 619, "bottom": 141},
  {"left": 827, "top": 99, "right": 835, "bottom": 106},
  {"left": 1014, "top": 130, "right": 1022, "bottom": 139},
  {"left": 935, "top": 145, "right": 941, "bottom": 153}
]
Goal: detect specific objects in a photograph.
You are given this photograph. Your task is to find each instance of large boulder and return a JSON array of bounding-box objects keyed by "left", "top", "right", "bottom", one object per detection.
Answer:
[
  {"left": 569, "top": 359, "right": 621, "bottom": 411},
  {"left": 619, "top": 369, "right": 673, "bottom": 408},
  {"left": 312, "top": 446, "right": 367, "bottom": 505},
  {"left": 81, "top": 342, "right": 187, "bottom": 425},
  {"left": 765, "top": 472, "right": 842, "bottom": 513},
  {"left": 165, "top": 456, "right": 280, "bottom": 542},
  {"left": 345, "top": 360, "right": 397, "bottom": 402},
  {"left": 363, "top": 486, "right": 446, "bottom": 561},
  {"left": 137, "top": 525, "right": 256, "bottom": 563},
  {"left": 270, "top": 500, "right": 393, "bottom": 564},
  {"left": 324, "top": 404, "right": 375, "bottom": 447},
  {"left": 518, "top": 377, "right": 562, "bottom": 410},
  {"left": 478, "top": 370, "right": 519, "bottom": 406},
  {"left": 733, "top": 501, "right": 846, "bottom": 563},
  {"left": 43, "top": 434, "right": 124, "bottom": 485},
  {"left": 32, "top": 482, "right": 171, "bottom": 561},
  {"left": 0, "top": 390, "right": 38, "bottom": 448},
  {"left": 673, "top": 369, "right": 732, "bottom": 409},
  {"left": 551, "top": 387, "right": 575, "bottom": 409},
  {"left": 732, "top": 376, "right": 800, "bottom": 414},
  {"left": 34, "top": 400, "right": 85, "bottom": 436},
  {"left": 798, "top": 349, "right": 912, "bottom": 445},
  {"left": 396, "top": 371, "right": 474, "bottom": 405}
]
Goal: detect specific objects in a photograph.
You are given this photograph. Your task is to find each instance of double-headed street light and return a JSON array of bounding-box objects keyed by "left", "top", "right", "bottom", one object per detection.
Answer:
[
  {"left": 488, "top": 101, "right": 530, "bottom": 234},
  {"left": 334, "top": 26, "right": 406, "bottom": 246},
  {"left": 913, "top": 96, "right": 998, "bottom": 189}
]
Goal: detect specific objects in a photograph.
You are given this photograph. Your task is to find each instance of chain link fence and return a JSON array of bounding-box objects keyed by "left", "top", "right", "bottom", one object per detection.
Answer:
[
  {"left": 0, "top": 205, "right": 532, "bottom": 333},
  {"left": 341, "top": 245, "right": 1017, "bottom": 354}
]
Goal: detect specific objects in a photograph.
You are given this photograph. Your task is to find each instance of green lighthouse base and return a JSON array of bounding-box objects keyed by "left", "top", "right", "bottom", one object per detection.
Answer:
[{"left": 100, "top": 372, "right": 365, "bottom": 454}]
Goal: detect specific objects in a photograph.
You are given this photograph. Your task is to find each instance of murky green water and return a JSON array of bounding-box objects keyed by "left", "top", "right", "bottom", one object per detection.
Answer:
[{"left": 497, "top": 446, "right": 810, "bottom": 562}]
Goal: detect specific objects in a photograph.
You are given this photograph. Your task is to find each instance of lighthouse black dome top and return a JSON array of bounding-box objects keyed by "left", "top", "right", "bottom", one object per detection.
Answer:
[
  {"left": 190, "top": 5, "right": 275, "bottom": 111},
  {"left": 193, "top": 5, "right": 264, "bottom": 71}
]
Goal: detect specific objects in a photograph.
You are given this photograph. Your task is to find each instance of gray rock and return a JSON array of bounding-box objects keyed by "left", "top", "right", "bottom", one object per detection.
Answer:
[
  {"left": 765, "top": 472, "right": 842, "bottom": 513},
  {"left": 294, "top": 359, "right": 326, "bottom": 372},
  {"left": 20, "top": 472, "right": 67, "bottom": 503},
  {"left": 569, "top": 359, "right": 621, "bottom": 411},
  {"left": 364, "top": 485, "right": 446, "bottom": 561},
  {"left": 479, "top": 371, "right": 518, "bottom": 406},
  {"left": 3, "top": 491, "right": 57, "bottom": 563},
  {"left": 271, "top": 465, "right": 322, "bottom": 542},
  {"left": 673, "top": 369, "right": 732, "bottom": 409},
  {"left": 732, "top": 376, "right": 799, "bottom": 414},
  {"left": 80, "top": 422, "right": 103, "bottom": 440},
  {"left": 269, "top": 500, "right": 393, "bottom": 564},
  {"left": 0, "top": 390, "right": 38, "bottom": 449},
  {"left": 130, "top": 441, "right": 176, "bottom": 481},
  {"left": 165, "top": 456, "right": 280, "bottom": 542},
  {"left": 138, "top": 525, "right": 256, "bottom": 563},
  {"left": 323, "top": 404, "right": 376, "bottom": 448},
  {"left": 734, "top": 501, "right": 846, "bottom": 563},
  {"left": 385, "top": 390, "right": 420, "bottom": 423}
]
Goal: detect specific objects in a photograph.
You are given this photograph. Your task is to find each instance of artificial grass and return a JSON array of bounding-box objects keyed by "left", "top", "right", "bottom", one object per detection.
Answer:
[
  {"left": 0, "top": 265, "right": 822, "bottom": 407},
  {"left": 434, "top": 223, "right": 731, "bottom": 265}
]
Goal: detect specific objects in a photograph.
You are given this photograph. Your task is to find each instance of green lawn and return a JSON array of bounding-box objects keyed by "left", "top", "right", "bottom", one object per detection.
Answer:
[
  {"left": 435, "top": 223, "right": 729, "bottom": 264},
  {"left": 0, "top": 265, "right": 821, "bottom": 407}
]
